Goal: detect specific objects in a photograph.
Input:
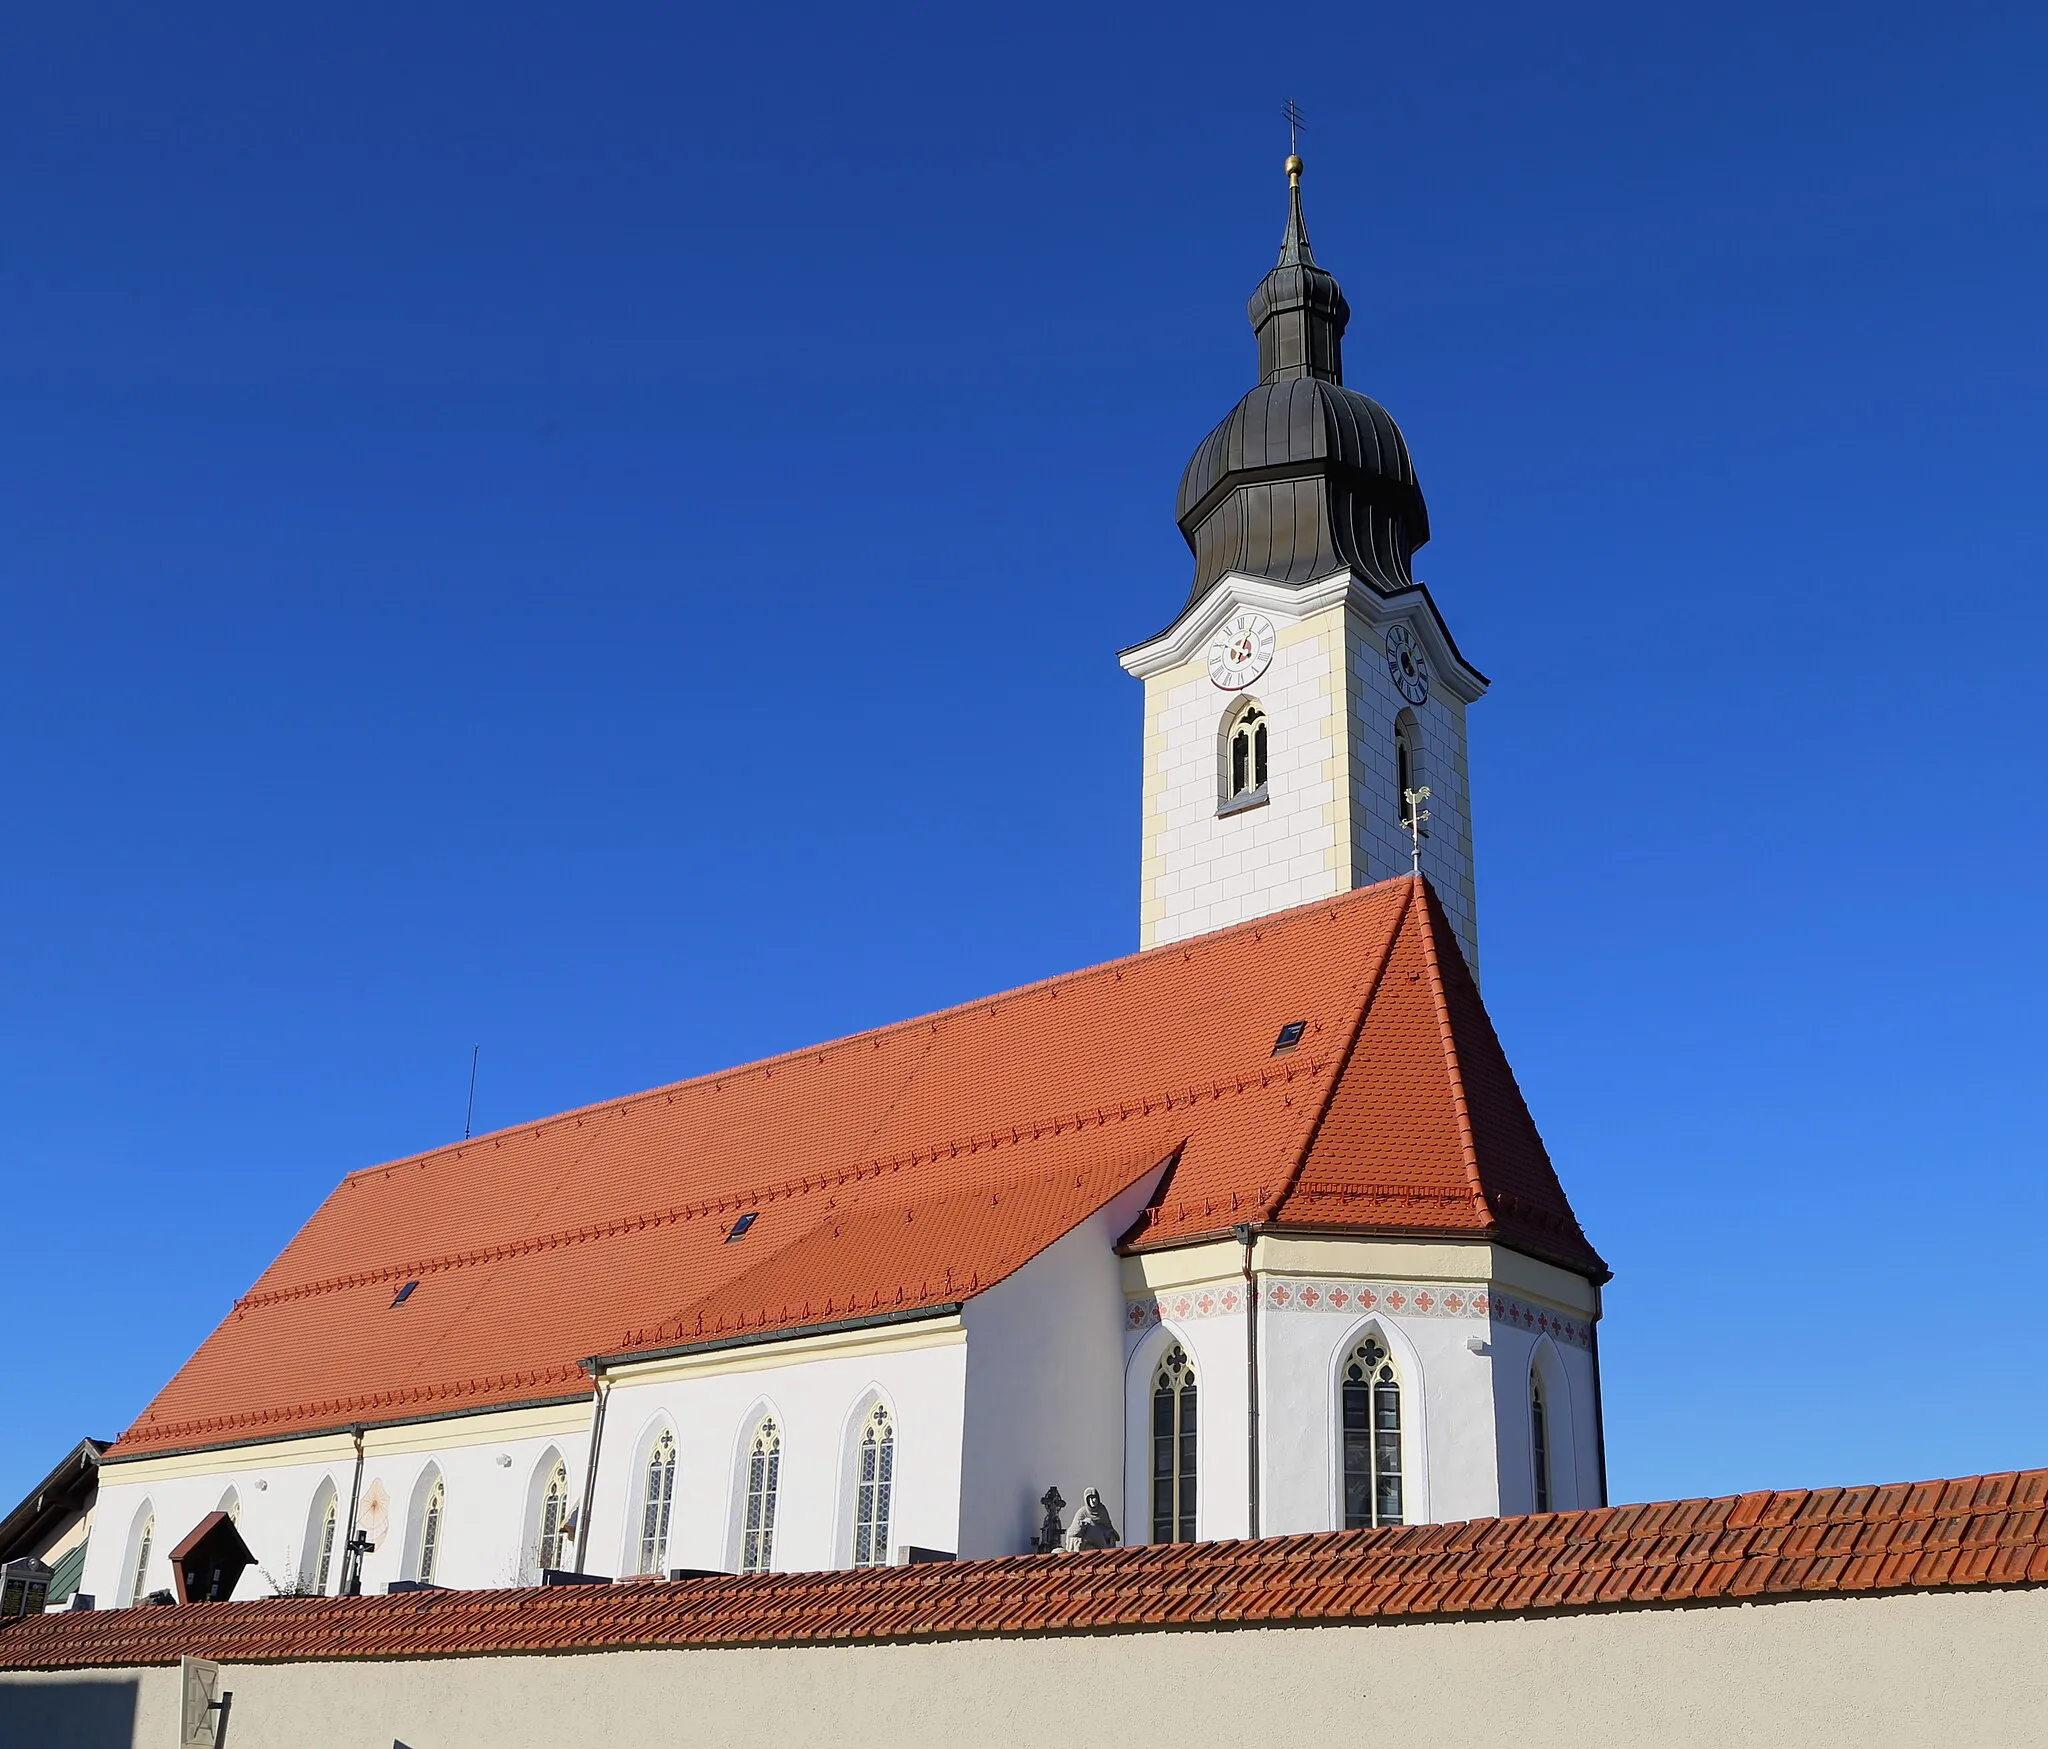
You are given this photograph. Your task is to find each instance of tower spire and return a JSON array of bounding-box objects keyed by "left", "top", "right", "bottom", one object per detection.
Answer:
[{"left": 1248, "top": 151, "right": 1346, "bottom": 384}]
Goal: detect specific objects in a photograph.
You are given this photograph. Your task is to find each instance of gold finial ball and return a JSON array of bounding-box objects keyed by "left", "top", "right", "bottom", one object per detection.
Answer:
[{"left": 1285, "top": 153, "right": 1304, "bottom": 180}]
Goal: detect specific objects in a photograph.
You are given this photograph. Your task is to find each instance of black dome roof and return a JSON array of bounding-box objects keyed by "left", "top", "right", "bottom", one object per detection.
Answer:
[{"left": 1174, "top": 164, "right": 1430, "bottom": 606}]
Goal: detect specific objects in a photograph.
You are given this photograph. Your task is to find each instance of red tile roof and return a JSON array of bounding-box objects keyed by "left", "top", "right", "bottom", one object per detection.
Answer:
[
  {"left": 4, "top": 1469, "right": 2041, "bottom": 1668},
  {"left": 111, "top": 875, "right": 1600, "bottom": 1459}
]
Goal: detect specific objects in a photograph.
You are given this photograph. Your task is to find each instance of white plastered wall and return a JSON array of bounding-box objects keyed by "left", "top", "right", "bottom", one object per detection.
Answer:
[
  {"left": 957, "top": 1168, "right": 1166, "bottom": 1558},
  {"left": 582, "top": 1319, "right": 969, "bottom": 1577}
]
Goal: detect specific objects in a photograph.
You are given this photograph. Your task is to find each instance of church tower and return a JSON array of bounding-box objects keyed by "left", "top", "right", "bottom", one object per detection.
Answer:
[{"left": 1121, "top": 156, "right": 1484, "bottom": 974}]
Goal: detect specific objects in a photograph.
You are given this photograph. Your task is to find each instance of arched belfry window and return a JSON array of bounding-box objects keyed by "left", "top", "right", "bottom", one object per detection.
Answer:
[
  {"left": 1151, "top": 1344, "right": 1198, "bottom": 1543},
  {"left": 1394, "top": 711, "right": 1421, "bottom": 828},
  {"left": 1220, "top": 698, "right": 1269, "bottom": 809},
  {"left": 535, "top": 1459, "right": 569, "bottom": 1576},
  {"left": 1531, "top": 1373, "right": 1552, "bottom": 1514},
  {"left": 740, "top": 1417, "right": 782, "bottom": 1574},
  {"left": 640, "top": 1429, "right": 678, "bottom": 1576},
  {"left": 1342, "top": 1335, "right": 1404, "bottom": 1528},
  {"left": 850, "top": 1402, "right": 895, "bottom": 1568}
]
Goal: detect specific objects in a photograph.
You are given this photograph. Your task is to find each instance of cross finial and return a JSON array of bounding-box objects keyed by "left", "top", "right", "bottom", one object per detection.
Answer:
[
  {"left": 1404, "top": 786, "right": 1432, "bottom": 875},
  {"left": 1283, "top": 97, "right": 1306, "bottom": 158}
]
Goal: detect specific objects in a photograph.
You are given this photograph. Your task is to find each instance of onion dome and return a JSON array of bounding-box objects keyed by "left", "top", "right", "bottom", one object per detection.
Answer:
[{"left": 1175, "top": 157, "right": 1431, "bottom": 607}]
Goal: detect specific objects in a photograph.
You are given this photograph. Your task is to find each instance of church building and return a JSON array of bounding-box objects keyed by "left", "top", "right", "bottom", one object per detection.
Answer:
[{"left": 82, "top": 157, "right": 1606, "bottom": 1607}]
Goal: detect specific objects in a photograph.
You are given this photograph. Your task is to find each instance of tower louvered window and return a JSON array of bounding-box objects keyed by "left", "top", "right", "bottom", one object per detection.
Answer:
[
  {"left": 1342, "top": 1336, "right": 1403, "bottom": 1528},
  {"left": 851, "top": 1402, "right": 895, "bottom": 1568},
  {"left": 741, "top": 1418, "right": 781, "bottom": 1574},
  {"left": 1531, "top": 1375, "right": 1551, "bottom": 1514},
  {"left": 640, "top": 1430, "right": 677, "bottom": 1575},
  {"left": 1224, "top": 702, "right": 1268, "bottom": 802},
  {"left": 1151, "top": 1344, "right": 1199, "bottom": 1543}
]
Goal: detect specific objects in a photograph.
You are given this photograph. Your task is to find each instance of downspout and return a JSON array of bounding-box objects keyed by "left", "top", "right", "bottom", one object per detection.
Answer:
[
  {"left": 575, "top": 1360, "right": 610, "bottom": 1575},
  {"left": 1232, "top": 1222, "right": 1260, "bottom": 1539},
  {"left": 1587, "top": 1286, "right": 1609, "bottom": 1507},
  {"left": 339, "top": 1425, "right": 366, "bottom": 1596}
]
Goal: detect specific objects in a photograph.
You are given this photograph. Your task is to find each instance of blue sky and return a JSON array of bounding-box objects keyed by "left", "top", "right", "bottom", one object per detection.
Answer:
[{"left": 3, "top": 0, "right": 2045, "bottom": 1511}]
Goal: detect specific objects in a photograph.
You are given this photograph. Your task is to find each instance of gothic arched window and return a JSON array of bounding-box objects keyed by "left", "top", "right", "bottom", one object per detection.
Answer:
[
  {"left": 535, "top": 1460, "right": 569, "bottom": 1576},
  {"left": 740, "top": 1417, "right": 782, "bottom": 1574},
  {"left": 851, "top": 1402, "right": 896, "bottom": 1568},
  {"left": 1220, "top": 699, "right": 1269, "bottom": 807},
  {"left": 417, "top": 1478, "right": 445, "bottom": 1584},
  {"left": 1342, "top": 1335, "right": 1404, "bottom": 1528},
  {"left": 1531, "top": 1373, "right": 1552, "bottom": 1514},
  {"left": 311, "top": 1489, "right": 338, "bottom": 1594},
  {"left": 639, "top": 1430, "right": 677, "bottom": 1576},
  {"left": 128, "top": 1510, "right": 155, "bottom": 1606},
  {"left": 1151, "top": 1344, "right": 1198, "bottom": 1544}
]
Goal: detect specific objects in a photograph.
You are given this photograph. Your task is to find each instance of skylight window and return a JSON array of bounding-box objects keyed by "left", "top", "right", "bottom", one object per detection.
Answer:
[
  {"left": 726, "top": 1212, "right": 758, "bottom": 1242},
  {"left": 391, "top": 1281, "right": 418, "bottom": 1306},
  {"left": 1271, "top": 1021, "right": 1307, "bottom": 1056}
]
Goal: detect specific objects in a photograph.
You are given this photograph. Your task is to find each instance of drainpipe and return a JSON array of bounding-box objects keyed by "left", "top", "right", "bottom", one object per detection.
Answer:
[
  {"left": 339, "top": 1426, "right": 366, "bottom": 1596},
  {"left": 575, "top": 1360, "right": 610, "bottom": 1574},
  {"left": 1232, "top": 1223, "right": 1260, "bottom": 1540},
  {"left": 1587, "top": 1288, "right": 1610, "bottom": 1507}
]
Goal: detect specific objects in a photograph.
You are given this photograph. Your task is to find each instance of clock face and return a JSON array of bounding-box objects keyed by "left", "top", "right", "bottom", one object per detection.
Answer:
[
  {"left": 1384, "top": 623, "right": 1430, "bottom": 705},
  {"left": 1207, "top": 611, "right": 1277, "bottom": 691}
]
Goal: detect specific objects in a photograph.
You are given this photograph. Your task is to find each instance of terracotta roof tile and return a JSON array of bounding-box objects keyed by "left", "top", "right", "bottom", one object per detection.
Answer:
[
  {"left": 5, "top": 1466, "right": 2043, "bottom": 1670},
  {"left": 111, "top": 876, "right": 1600, "bottom": 1459}
]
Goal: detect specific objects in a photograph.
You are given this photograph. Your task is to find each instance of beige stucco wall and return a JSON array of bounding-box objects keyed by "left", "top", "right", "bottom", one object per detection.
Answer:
[{"left": 5, "top": 1584, "right": 2045, "bottom": 1748}]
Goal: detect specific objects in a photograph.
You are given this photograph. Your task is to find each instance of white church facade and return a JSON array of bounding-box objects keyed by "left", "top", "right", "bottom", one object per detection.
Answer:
[{"left": 82, "top": 157, "right": 1608, "bottom": 1610}]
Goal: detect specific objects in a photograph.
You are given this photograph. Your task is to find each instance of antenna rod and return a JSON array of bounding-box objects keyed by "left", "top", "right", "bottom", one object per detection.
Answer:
[{"left": 464, "top": 1044, "right": 480, "bottom": 1140}]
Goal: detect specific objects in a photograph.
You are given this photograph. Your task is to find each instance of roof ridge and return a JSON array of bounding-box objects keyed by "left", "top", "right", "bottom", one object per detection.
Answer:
[
  {"left": 250, "top": 1054, "right": 1336, "bottom": 1310},
  {"left": 1259, "top": 874, "right": 1416, "bottom": 1224},
  {"left": 332, "top": 883, "right": 1412, "bottom": 1190},
  {"left": 1413, "top": 877, "right": 1492, "bottom": 1224}
]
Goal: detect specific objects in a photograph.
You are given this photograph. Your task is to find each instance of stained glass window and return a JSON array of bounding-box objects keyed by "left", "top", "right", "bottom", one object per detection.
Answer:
[
  {"left": 1342, "top": 1336, "right": 1403, "bottom": 1528},
  {"left": 640, "top": 1431, "right": 677, "bottom": 1575},
  {"left": 851, "top": 1403, "right": 895, "bottom": 1568},
  {"left": 314, "top": 1495, "right": 337, "bottom": 1594},
  {"left": 741, "top": 1418, "right": 781, "bottom": 1574},
  {"left": 536, "top": 1460, "right": 569, "bottom": 1575},
  {"left": 128, "top": 1513, "right": 154, "bottom": 1605},
  {"left": 1151, "top": 1344, "right": 1198, "bottom": 1544},
  {"left": 418, "top": 1479, "right": 445, "bottom": 1584}
]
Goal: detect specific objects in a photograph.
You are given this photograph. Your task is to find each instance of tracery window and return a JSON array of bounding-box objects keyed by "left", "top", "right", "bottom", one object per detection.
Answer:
[
  {"left": 640, "top": 1430, "right": 677, "bottom": 1575},
  {"left": 740, "top": 1417, "right": 781, "bottom": 1574},
  {"left": 851, "top": 1402, "right": 896, "bottom": 1568},
  {"left": 535, "top": 1460, "right": 569, "bottom": 1575},
  {"left": 1341, "top": 1335, "right": 1404, "bottom": 1528},
  {"left": 128, "top": 1512, "right": 155, "bottom": 1605},
  {"left": 418, "top": 1478, "right": 445, "bottom": 1584},
  {"left": 1531, "top": 1374, "right": 1552, "bottom": 1514},
  {"left": 1150, "top": 1344, "right": 1198, "bottom": 1544},
  {"left": 314, "top": 1494, "right": 338, "bottom": 1594},
  {"left": 1222, "top": 700, "right": 1269, "bottom": 804}
]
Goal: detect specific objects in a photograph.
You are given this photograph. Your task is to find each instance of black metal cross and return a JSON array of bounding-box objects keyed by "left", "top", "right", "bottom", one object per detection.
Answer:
[
  {"left": 340, "top": 1531, "right": 375, "bottom": 1597},
  {"left": 1283, "top": 97, "right": 1307, "bottom": 155}
]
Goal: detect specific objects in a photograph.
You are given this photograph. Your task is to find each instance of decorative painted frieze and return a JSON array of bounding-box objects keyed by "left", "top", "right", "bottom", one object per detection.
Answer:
[{"left": 1125, "top": 1278, "right": 1592, "bottom": 1349}]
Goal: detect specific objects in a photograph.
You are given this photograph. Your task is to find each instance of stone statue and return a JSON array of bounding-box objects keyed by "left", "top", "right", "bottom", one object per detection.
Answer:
[
  {"left": 1062, "top": 1488, "right": 1120, "bottom": 1552},
  {"left": 1032, "top": 1486, "right": 1067, "bottom": 1554}
]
